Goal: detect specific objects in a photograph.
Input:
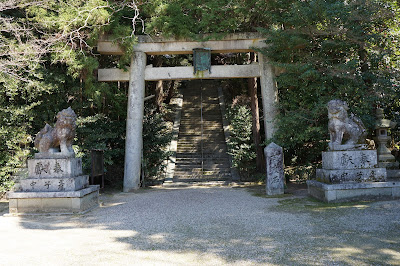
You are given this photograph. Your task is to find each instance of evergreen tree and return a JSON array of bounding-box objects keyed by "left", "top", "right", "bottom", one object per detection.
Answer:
[{"left": 259, "top": 0, "right": 400, "bottom": 177}]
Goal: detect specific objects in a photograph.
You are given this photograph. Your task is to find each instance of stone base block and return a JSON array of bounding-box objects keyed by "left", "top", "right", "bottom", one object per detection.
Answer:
[
  {"left": 28, "top": 158, "right": 82, "bottom": 178},
  {"left": 266, "top": 188, "right": 284, "bottom": 196},
  {"left": 322, "top": 150, "right": 378, "bottom": 169},
  {"left": 34, "top": 151, "right": 75, "bottom": 159},
  {"left": 307, "top": 180, "right": 400, "bottom": 203},
  {"left": 316, "top": 168, "right": 386, "bottom": 183},
  {"left": 7, "top": 185, "right": 99, "bottom": 215},
  {"left": 387, "top": 169, "right": 400, "bottom": 179},
  {"left": 378, "top": 161, "right": 399, "bottom": 169},
  {"left": 20, "top": 175, "right": 89, "bottom": 192}
]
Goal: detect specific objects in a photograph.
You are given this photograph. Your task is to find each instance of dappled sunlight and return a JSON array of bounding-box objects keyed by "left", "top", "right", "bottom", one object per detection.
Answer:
[
  {"left": 380, "top": 249, "right": 400, "bottom": 264},
  {"left": 1, "top": 187, "right": 399, "bottom": 265},
  {"left": 327, "top": 239, "right": 400, "bottom": 265},
  {"left": 332, "top": 246, "right": 367, "bottom": 257},
  {"left": 148, "top": 233, "right": 169, "bottom": 244},
  {"left": 100, "top": 201, "right": 127, "bottom": 208}
]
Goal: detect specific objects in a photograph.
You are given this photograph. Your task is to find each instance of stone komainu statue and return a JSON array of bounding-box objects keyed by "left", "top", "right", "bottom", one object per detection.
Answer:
[
  {"left": 34, "top": 107, "right": 77, "bottom": 157},
  {"left": 327, "top": 100, "right": 367, "bottom": 150}
]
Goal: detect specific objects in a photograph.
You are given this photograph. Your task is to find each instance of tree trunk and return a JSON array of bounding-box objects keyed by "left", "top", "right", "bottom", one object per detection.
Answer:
[
  {"left": 154, "top": 56, "right": 164, "bottom": 112},
  {"left": 155, "top": 80, "right": 163, "bottom": 112},
  {"left": 359, "top": 48, "right": 372, "bottom": 86},
  {"left": 248, "top": 52, "right": 264, "bottom": 172},
  {"left": 165, "top": 81, "right": 175, "bottom": 104}
]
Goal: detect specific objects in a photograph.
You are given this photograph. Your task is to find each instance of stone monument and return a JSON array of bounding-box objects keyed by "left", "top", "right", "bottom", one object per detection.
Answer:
[
  {"left": 317, "top": 99, "right": 386, "bottom": 183},
  {"left": 265, "top": 142, "right": 284, "bottom": 195},
  {"left": 308, "top": 100, "right": 400, "bottom": 202},
  {"left": 7, "top": 108, "right": 99, "bottom": 215}
]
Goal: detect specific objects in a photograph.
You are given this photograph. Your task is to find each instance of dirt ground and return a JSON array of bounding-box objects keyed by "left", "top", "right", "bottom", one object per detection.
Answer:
[{"left": 1, "top": 184, "right": 399, "bottom": 265}]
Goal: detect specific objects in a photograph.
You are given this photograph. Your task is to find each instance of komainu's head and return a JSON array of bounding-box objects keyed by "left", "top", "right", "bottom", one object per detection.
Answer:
[
  {"left": 55, "top": 107, "right": 77, "bottom": 130},
  {"left": 327, "top": 99, "right": 348, "bottom": 119}
]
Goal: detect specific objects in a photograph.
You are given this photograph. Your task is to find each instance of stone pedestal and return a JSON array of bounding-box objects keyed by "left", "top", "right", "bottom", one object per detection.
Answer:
[
  {"left": 310, "top": 149, "right": 392, "bottom": 203},
  {"left": 316, "top": 150, "right": 387, "bottom": 184},
  {"left": 8, "top": 157, "right": 99, "bottom": 215},
  {"left": 307, "top": 180, "right": 400, "bottom": 203},
  {"left": 28, "top": 158, "right": 83, "bottom": 178}
]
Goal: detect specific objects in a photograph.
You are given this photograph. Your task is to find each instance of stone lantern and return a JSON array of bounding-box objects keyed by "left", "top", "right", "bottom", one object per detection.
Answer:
[{"left": 375, "top": 108, "right": 399, "bottom": 169}]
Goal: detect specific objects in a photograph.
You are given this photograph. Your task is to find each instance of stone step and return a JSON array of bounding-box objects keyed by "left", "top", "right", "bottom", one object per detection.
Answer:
[
  {"left": 176, "top": 154, "right": 230, "bottom": 159},
  {"left": 177, "top": 139, "right": 226, "bottom": 143},
  {"left": 180, "top": 121, "right": 223, "bottom": 124},
  {"left": 177, "top": 136, "right": 225, "bottom": 140},
  {"left": 176, "top": 156, "right": 229, "bottom": 161},
  {"left": 177, "top": 150, "right": 228, "bottom": 154},
  {"left": 180, "top": 125, "right": 224, "bottom": 128},
  {"left": 174, "top": 162, "right": 230, "bottom": 167},
  {"left": 177, "top": 134, "right": 225, "bottom": 138},
  {"left": 177, "top": 144, "right": 227, "bottom": 149},
  {"left": 173, "top": 174, "right": 231, "bottom": 180},
  {"left": 177, "top": 143, "right": 227, "bottom": 146},
  {"left": 173, "top": 82, "right": 231, "bottom": 181},
  {"left": 181, "top": 113, "right": 222, "bottom": 117},
  {"left": 175, "top": 167, "right": 230, "bottom": 172},
  {"left": 179, "top": 125, "right": 224, "bottom": 129},
  {"left": 174, "top": 170, "right": 231, "bottom": 175},
  {"left": 177, "top": 143, "right": 227, "bottom": 147}
]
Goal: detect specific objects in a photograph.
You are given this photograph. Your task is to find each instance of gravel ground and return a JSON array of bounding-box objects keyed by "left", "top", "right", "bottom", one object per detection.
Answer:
[{"left": 0, "top": 185, "right": 399, "bottom": 265}]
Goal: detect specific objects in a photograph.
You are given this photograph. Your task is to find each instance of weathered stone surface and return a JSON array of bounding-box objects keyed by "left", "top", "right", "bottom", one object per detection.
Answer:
[
  {"left": 34, "top": 107, "right": 77, "bottom": 158},
  {"left": 20, "top": 175, "right": 88, "bottom": 192},
  {"left": 11, "top": 107, "right": 98, "bottom": 215},
  {"left": 8, "top": 185, "right": 99, "bottom": 199},
  {"left": 316, "top": 168, "right": 387, "bottom": 183},
  {"left": 322, "top": 150, "right": 378, "bottom": 170},
  {"left": 327, "top": 99, "right": 367, "bottom": 151},
  {"left": 387, "top": 169, "right": 400, "bottom": 179},
  {"left": 375, "top": 108, "right": 399, "bottom": 169},
  {"left": 265, "top": 142, "right": 284, "bottom": 195},
  {"left": 307, "top": 180, "right": 400, "bottom": 203},
  {"left": 7, "top": 185, "right": 99, "bottom": 215},
  {"left": 28, "top": 158, "right": 82, "bottom": 178},
  {"left": 124, "top": 52, "right": 146, "bottom": 192}
]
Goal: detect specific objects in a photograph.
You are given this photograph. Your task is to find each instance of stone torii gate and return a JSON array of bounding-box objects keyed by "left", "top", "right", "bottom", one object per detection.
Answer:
[{"left": 97, "top": 33, "right": 278, "bottom": 192}]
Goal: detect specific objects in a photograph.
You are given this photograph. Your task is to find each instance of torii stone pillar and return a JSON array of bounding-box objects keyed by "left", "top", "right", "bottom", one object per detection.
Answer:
[
  {"left": 258, "top": 54, "right": 278, "bottom": 140},
  {"left": 124, "top": 52, "right": 146, "bottom": 192}
]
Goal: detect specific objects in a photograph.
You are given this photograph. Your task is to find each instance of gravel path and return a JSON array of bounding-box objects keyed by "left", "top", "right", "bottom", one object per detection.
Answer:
[{"left": 1, "top": 185, "right": 399, "bottom": 265}]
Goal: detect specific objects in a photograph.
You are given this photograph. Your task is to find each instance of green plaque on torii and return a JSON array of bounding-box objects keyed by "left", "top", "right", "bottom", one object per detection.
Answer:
[{"left": 193, "top": 48, "right": 211, "bottom": 74}]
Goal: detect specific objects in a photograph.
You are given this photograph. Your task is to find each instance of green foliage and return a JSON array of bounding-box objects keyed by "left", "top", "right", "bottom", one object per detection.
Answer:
[
  {"left": 142, "top": 0, "right": 269, "bottom": 38},
  {"left": 1, "top": 0, "right": 399, "bottom": 191},
  {"left": 0, "top": 1, "right": 133, "bottom": 192},
  {"left": 259, "top": 0, "right": 400, "bottom": 173},
  {"left": 75, "top": 114, "right": 126, "bottom": 175},
  {"left": 142, "top": 105, "right": 172, "bottom": 182},
  {"left": 226, "top": 104, "right": 256, "bottom": 179}
]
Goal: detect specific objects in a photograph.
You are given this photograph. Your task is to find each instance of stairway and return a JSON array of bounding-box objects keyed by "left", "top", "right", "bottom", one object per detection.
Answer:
[{"left": 173, "top": 80, "right": 231, "bottom": 181}]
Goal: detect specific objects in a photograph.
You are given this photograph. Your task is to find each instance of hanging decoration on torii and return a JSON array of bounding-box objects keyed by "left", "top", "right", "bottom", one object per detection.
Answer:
[{"left": 193, "top": 48, "right": 211, "bottom": 74}]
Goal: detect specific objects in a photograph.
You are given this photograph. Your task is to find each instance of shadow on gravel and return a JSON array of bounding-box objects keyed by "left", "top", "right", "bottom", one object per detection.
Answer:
[
  {"left": 0, "top": 201, "right": 8, "bottom": 215},
  {"left": 15, "top": 186, "right": 400, "bottom": 265}
]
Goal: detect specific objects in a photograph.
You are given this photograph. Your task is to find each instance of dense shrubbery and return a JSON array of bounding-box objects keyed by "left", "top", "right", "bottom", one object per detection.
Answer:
[
  {"left": 75, "top": 114, "right": 126, "bottom": 187},
  {"left": 142, "top": 105, "right": 173, "bottom": 184},
  {"left": 226, "top": 102, "right": 256, "bottom": 180},
  {"left": 259, "top": 0, "right": 400, "bottom": 180}
]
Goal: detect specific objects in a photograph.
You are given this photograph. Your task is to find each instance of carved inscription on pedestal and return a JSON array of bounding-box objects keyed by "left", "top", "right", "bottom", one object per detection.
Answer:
[
  {"left": 265, "top": 142, "right": 285, "bottom": 195},
  {"left": 28, "top": 158, "right": 82, "bottom": 178}
]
